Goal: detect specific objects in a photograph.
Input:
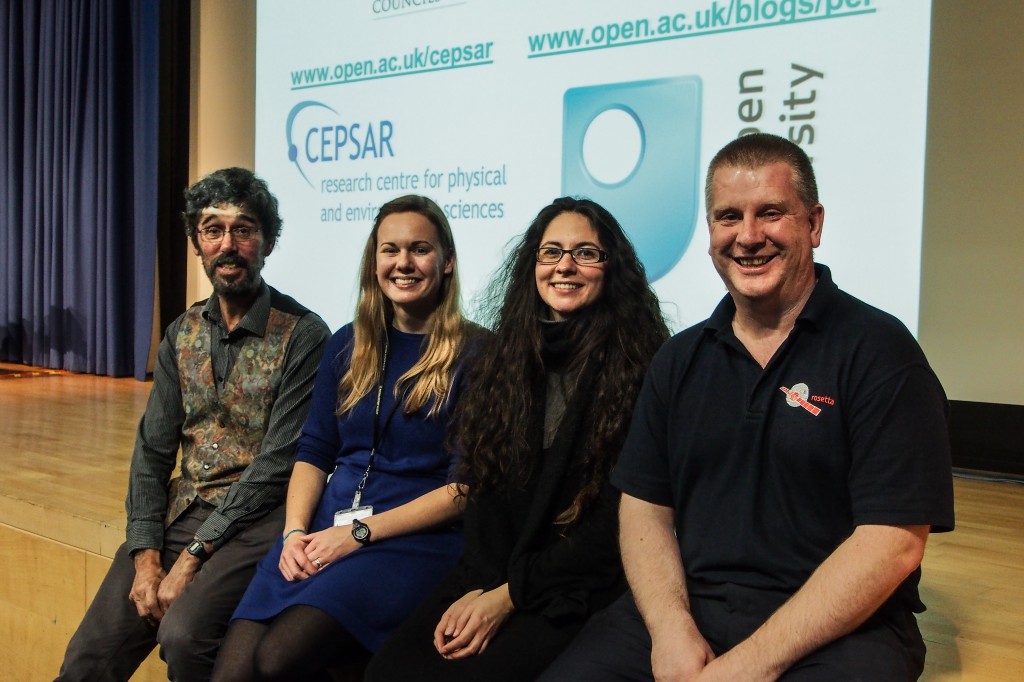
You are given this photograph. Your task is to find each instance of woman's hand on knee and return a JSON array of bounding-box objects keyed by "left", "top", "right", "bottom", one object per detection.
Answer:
[
  {"left": 301, "top": 526, "right": 358, "bottom": 568},
  {"left": 434, "top": 589, "right": 484, "bottom": 655},
  {"left": 433, "top": 585, "right": 514, "bottom": 659},
  {"left": 278, "top": 532, "right": 317, "bottom": 581}
]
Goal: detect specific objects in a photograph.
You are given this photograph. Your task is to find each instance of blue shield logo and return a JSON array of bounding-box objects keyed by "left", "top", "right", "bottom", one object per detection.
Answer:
[{"left": 562, "top": 77, "right": 702, "bottom": 281}]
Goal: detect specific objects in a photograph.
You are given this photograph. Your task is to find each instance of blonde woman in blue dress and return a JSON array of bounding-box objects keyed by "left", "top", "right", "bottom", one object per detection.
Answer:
[{"left": 212, "top": 195, "right": 479, "bottom": 681}]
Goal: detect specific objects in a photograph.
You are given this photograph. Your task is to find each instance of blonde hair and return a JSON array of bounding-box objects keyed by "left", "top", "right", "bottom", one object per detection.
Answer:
[{"left": 337, "top": 196, "right": 465, "bottom": 418}]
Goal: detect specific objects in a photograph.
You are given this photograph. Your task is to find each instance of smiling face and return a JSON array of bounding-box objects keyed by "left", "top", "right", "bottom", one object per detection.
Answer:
[
  {"left": 375, "top": 211, "right": 454, "bottom": 332},
  {"left": 707, "top": 161, "right": 823, "bottom": 315},
  {"left": 535, "top": 211, "right": 607, "bottom": 321},
  {"left": 196, "top": 204, "right": 272, "bottom": 300}
]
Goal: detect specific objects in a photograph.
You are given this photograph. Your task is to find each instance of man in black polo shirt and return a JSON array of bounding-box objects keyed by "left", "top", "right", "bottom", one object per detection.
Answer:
[{"left": 541, "top": 134, "right": 954, "bottom": 680}]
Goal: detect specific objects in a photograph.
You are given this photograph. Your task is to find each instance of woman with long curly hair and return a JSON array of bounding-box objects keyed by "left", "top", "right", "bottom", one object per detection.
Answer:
[
  {"left": 366, "top": 196, "right": 669, "bottom": 681},
  {"left": 212, "top": 195, "right": 480, "bottom": 681}
]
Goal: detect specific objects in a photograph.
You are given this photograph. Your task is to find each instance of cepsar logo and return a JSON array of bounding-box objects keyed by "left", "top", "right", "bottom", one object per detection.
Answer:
[{"left": 285, "top": 100, "right": 394, "bottom": 188}]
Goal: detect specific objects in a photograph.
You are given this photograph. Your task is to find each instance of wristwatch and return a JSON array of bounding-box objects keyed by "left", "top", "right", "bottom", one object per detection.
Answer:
[
  {"left": 186, "top": 539, "right": 211, "bottom": 562},
  {"left": 351, "top": 518, "right": 372, "bottom": 545}
]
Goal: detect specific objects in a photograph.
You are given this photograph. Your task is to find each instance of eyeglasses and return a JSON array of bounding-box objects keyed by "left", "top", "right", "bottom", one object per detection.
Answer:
[
  {"left": 197, "top": 225, "right": 261, "bottom": 243},
  {"left": 535, "top": 246, "right": 609, "bottom": 265}
]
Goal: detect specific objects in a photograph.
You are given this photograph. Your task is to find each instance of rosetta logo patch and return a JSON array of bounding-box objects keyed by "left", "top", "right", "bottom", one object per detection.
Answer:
[
  {"left": 285, "top": 100, "right": 395, "bottom": 189},
  {"left": 562, "top": 77, "right": 702, "bottom": 281},
  {"left": 779, "top": 383, "right": 822, "bottom": 417}
]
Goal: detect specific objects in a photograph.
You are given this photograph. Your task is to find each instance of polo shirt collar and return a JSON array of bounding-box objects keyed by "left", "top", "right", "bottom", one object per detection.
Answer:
[
  {"left": 793, "top": 263, "right": 838, "bottom": 332},
  {"left": 200, "top": 281, "right": 272, "bottom": 337},
  {"left": 705, "top": 291, "right": 736, "bottom": 336}
]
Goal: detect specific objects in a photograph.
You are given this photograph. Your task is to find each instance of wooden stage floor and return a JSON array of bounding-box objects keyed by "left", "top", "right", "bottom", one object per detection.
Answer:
[{"left": 0, "top": 363, "right": 1022, "bottom": 680}]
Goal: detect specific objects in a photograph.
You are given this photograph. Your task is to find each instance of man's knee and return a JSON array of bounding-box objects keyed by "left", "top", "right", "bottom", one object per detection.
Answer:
[
  {"left": 156, "top": 605, "right": 222, "bottom": 679},
  {"left": 539, "top": 594, "right": 653, "bottom": 682},
  {"left": 781, "top": 618, "right": 925, "bottom": 682},
  {"left": 56, "top": 546, "right": 156, "bottom": 682}
]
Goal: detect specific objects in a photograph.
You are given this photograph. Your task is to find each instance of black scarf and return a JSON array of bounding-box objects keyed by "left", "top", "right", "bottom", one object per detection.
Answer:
[{"left": 453, "top": 317, "right": 608, "bottom": 612}]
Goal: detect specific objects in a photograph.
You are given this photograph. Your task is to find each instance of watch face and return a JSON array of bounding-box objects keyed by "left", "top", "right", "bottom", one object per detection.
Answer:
[
  {"left": 353, "top": 522, "right": 370, "bottom": 542},
  {"left": 187, "top": 540, "right": 208, "bottom": 560}
]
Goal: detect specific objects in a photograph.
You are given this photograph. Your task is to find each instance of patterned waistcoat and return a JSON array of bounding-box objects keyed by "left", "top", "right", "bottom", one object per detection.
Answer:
[{"left": 164, "top": 305, "right": 301, "bottom": 526}]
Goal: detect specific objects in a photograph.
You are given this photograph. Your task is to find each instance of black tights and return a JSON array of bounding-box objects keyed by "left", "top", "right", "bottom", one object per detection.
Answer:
[{"left": 211, "top": 605, "right": 370, "bottom": 682}]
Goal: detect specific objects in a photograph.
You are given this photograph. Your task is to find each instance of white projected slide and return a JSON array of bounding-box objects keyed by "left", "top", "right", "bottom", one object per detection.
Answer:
[{"left": 256, "top": 0, "right": 932, "bottom": 334}]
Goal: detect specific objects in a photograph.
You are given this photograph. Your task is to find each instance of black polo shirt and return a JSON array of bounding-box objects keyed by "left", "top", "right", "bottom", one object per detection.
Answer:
[{"left": 613, "top": 264, "right": 954, "bottom": 616}]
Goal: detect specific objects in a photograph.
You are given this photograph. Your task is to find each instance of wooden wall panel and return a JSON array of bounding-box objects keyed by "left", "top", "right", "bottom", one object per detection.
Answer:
[
  {"left": 0, "top": 527, "right": 168, "bottom": 681},
  {"left": 0, "top": 524, "right": 87, "bottom": 679}
]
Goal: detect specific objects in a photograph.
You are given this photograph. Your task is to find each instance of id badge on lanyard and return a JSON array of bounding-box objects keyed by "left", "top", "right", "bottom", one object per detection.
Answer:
[
  {"left": 334, "top": 338, "right": 398, "bottom": 526},
  {"left": 334, "top": 504, "right": 373, "bottom": 526}
]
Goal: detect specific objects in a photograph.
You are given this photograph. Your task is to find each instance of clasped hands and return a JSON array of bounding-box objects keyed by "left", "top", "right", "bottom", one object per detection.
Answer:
[
  {"left": 433, "top": 585, "right": 514, "bottom": 659},
  {"left": 278, "top": 526, "right": 361, "bottom": 581},
  {"left": 651, "top": 631, "right": 764, "bottom": 682},
  {"left": 128, "top": 548, "right": 200, "bottom": 625}
]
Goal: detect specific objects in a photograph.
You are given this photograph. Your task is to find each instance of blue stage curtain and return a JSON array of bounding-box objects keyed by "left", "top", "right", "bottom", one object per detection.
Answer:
[{"left": 1, "top": 0, "right": 159, "bottom": 378}]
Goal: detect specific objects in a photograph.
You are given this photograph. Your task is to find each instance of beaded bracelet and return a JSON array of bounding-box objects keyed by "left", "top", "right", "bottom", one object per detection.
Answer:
[{"left": 282, "top": 528, "right": 306, "bottom": 542}]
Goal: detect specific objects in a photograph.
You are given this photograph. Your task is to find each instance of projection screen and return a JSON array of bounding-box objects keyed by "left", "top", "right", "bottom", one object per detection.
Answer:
[{"left": 256, "top": 0, "right": 932, "bottom": 334}]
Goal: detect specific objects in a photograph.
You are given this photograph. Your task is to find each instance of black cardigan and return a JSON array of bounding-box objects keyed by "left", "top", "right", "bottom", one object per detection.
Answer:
[{"left": 442, "top": 362, "right": 626, "bottom": 623}]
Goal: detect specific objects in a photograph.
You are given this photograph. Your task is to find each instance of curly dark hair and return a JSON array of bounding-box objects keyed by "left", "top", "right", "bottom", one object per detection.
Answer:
[
  {"left": 181, "top": 167, "right": 283, "bottom": 249},
  {"left": 455, "top": 197, "right": 669, "bottom": 521}
]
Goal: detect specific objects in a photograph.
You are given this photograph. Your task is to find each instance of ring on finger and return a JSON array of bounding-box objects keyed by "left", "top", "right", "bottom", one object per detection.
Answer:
[{"left": 313, "top": 557, "right": 323, "bottom": 569}]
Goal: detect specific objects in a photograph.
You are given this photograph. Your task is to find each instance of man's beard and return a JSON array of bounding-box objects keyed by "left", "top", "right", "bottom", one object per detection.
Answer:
[{"left": 205, "top": 253, "right": 263, "bottom": 299}]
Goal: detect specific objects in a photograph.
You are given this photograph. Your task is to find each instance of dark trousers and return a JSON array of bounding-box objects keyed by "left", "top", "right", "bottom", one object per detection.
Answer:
[
  {"left": 55, "top": 502, "right": 284, "bottom": 682},
  {"left": 539, "top": 590, "right": 926, "bottom": 682},
  {"left": 366, "top": 584, "right": 585, "bottom": 682}
]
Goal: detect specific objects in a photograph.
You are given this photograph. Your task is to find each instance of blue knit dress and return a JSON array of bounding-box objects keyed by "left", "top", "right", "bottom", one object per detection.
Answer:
[{"left": 231, "top": 324, "right": 464, "bottom": 651}]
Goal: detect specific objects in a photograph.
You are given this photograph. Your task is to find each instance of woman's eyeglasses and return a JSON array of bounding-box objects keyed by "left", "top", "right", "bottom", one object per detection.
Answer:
[{"left": 535, "top": 247, "right": 609, "bottom": 265}]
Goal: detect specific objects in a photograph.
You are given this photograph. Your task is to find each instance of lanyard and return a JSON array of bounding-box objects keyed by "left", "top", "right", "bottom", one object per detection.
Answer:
[{"left": 352, "top": 336, "right": 401, "bottom": 508}]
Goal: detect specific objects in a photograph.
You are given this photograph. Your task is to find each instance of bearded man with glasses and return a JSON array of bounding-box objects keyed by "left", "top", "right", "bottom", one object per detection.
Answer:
[{"left": 56, "top": 168, "right": 330, "bottom": 682}]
